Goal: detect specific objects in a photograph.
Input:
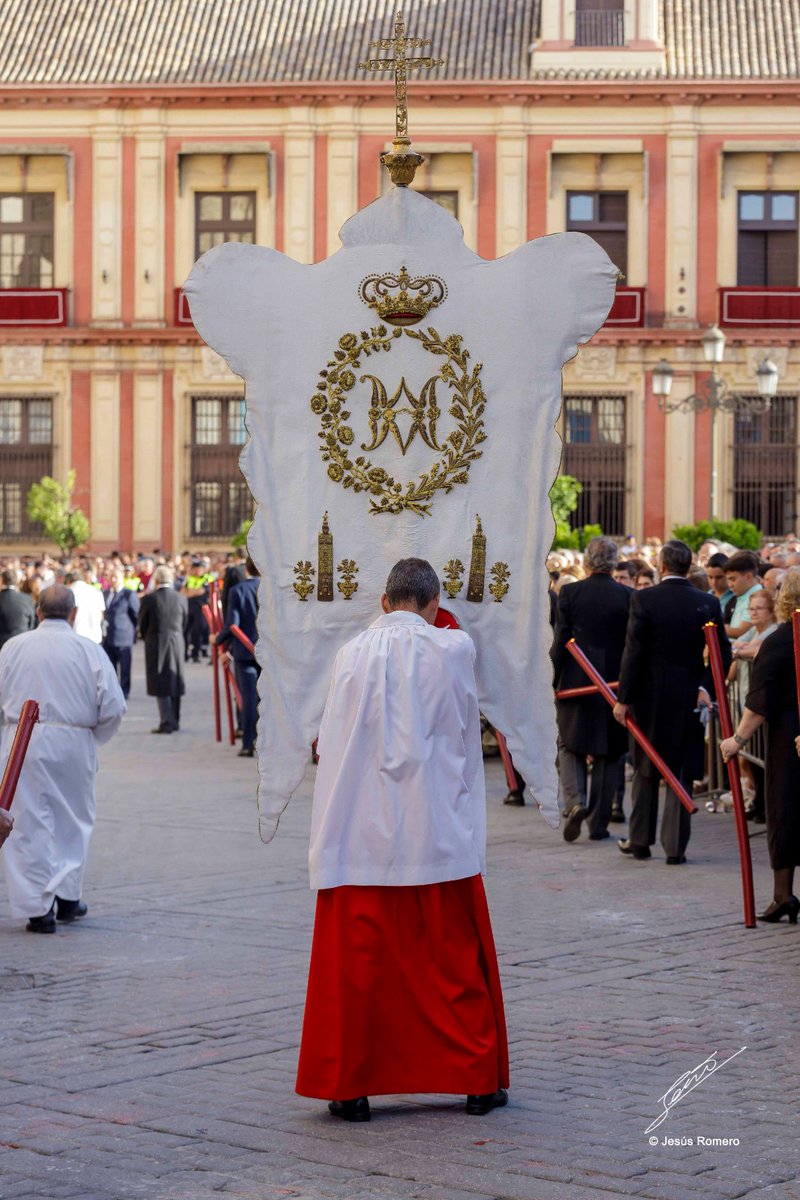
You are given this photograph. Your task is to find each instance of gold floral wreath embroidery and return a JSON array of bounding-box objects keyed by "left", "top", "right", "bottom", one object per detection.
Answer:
[{"left": 311, "top": 325, "right": 486, "bottom": 517}]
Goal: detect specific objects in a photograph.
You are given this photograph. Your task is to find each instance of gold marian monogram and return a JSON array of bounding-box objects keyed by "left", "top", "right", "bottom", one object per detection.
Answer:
[
  {"left": 360, "top": 374, "right": 444, "bottom": 455},
  {"left": 311, "top": 324, "right": 486, "bottom": 518}
]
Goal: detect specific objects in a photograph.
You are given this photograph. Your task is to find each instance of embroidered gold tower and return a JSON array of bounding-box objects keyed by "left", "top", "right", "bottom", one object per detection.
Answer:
[
  {"left": 466, "top": 515, "right": 486, "bottom": 602},
  {"left": 317, "top": 512, "right": 334, "bottom": 601}
]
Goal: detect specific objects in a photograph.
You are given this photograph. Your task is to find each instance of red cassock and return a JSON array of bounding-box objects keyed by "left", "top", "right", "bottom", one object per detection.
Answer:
[{"left": 295, "top": 874, "right": 509, "bottom": 1100}]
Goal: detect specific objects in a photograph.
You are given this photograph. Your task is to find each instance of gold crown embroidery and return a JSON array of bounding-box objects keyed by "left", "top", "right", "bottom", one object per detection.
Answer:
[{"left": 359, "top": 266, "right": 447, "bottom": 328}]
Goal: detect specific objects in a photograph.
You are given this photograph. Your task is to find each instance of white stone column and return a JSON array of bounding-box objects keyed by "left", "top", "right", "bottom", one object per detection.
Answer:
[
  {"left": 284, "top": 111, "right": 315, "bottom": 264},
  {"left": 495, "top": 119, "right": 528, "bottom": 257},
  {"left": 90, "top": 372, "right": 120, "bottom": 541},
  {"left": 135, "top": 118, "right": 166, "bottom": 324},
  {"left": 664, "top": 107, "right": 699, "bottom": 326},
  {"left": 327, "top": 110, "right": 359, "bottom": 256},
  {"left": 133, "top": 372, "right": 163, "bottom": 543},
  {"left": 91, "top": 123, "right": 123, "bottom": 325},
  {"left": 663, "top": 377, "right": 696, "bottom": 531}
]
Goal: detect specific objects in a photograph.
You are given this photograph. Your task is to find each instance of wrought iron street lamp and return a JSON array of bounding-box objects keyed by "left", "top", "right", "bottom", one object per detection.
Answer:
[{"left": 650, "top": 326, "right": 780, "bottom": 517}]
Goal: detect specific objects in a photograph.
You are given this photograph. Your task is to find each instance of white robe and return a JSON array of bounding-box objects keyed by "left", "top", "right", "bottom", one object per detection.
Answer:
[
  {"left": 70, "top": 580, "right": 106, "bottom": 644},
  {"left": 309, "top": 611, "right": 486, "bottom": 890},
  {"left": 0, "top": 620, "right": 126, "bottom": 917}
]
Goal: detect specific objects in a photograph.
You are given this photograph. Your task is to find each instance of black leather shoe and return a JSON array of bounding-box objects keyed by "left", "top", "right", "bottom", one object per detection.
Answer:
[
  {"left": 503, "top": 790, "right": 524, "bottom": 806},
  {"left": 238, "top": 747, "right": 255, "bottom": 758},
  {"left": 563, "top": 804, "right": 587, "bottom": 843},
  {"left": 328, "top": 1097, "right": 370, "bottom": 1122},
  {"left": 151, "top": 725, "right": 173, "bottom": 734},
  {"left": 26, "top": 904, "right": 56, "bottom": 934},
  {"left": 665, "top": 855, "right": 687, "bottom": 865},
  {"left": 618, "top": 839, "right": 651, "bottom": 859},
  {"left": 609, "top": 805, "right": 626, "bottom": 823},
  {"left": 589, "top": 829, "right": 610, "bottom": 840},
  {"left": 465, "top": 1088, "right": 508, "bottom": 1116},
  {"left": 56, "top": 898, "right": 88, "bottom": 922},
  {"left": 758, "top": 896, "right": 800, "bottom": 923}
]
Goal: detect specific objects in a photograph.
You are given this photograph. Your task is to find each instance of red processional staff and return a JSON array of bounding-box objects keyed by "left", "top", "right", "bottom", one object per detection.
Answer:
[
  {"left": 565, "top": 638, "right": 697, "bottom": 815},
  {"left": 202, "top": 582, "right": 242, "bottom": 747},
  {"left": 0, "top": 700, "right": 39, "bottom": 815},
  {"left": 703, "top": 622, "right": 756, "bottom": 928}
]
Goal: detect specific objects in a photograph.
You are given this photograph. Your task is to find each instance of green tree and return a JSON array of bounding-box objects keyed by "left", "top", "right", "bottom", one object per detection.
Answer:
[
  {"left": 672, "top": 518, "right": 762, "bottom": 553},
  {"left": 26, "top": 470, "right": 91, "bottom": 554},
  {"left": 549, "top": 475, "right": 583, "bottom": 549},
  {"left": 232, "top": 517, "right": 253, "bottom": 550}
]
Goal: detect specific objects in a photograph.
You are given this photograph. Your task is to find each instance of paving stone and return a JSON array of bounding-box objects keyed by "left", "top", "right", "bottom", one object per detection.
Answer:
[{"left": 0, "top": 656, "right": 797, "bottom": 1200}]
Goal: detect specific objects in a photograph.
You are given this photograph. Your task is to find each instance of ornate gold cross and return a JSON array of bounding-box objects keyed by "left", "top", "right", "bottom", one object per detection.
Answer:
[{"left": 359, "top": 10, "right": 444, "bottom": 185}]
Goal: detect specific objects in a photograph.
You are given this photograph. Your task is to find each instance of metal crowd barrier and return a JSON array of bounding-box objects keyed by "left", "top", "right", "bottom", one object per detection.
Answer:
[{"left": 696, "top": 679, "right": 766, "bottom": 807}]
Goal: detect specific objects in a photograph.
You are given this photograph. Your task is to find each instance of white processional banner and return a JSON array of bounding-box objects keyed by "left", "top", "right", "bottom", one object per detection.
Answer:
[{"left": 185, "top": 187, "right": 617, "bottom": 839}]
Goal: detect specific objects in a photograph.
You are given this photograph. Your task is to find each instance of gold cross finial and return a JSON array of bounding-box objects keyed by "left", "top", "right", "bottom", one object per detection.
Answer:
[{"left": 359, "top": 10, "right": 444, "bottom": 186}]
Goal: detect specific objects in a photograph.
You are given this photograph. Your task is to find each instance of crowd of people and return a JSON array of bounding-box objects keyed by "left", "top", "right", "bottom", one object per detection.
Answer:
[
  {"left": 547, "top": 533, "right": 800, "bottom": 925},
  {"left": 1, "top": 531, "right": 799, "bottom": 932}
]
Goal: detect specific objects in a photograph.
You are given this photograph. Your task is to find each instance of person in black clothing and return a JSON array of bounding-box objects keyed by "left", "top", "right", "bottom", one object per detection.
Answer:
[
  {"left": 138, "top": 566, "right": 189, "bottom": 733},
  {"left": 221, "top": 549, "right": 247, "bottom": 620},
  {"left": 214, "top": 558, "right": 260, "bottom": 757},
  {"left": 102, "top": 569, "right": 140, "bottom": 698},
  {"left": 720, "top": 569, "right": 800, "bottom": 922},
  {"left": 0, "top": 568, "right": 36, "bottom": 649},
  {"left": 614, "top": 539, "right": 731, "bottom": 864},
  {"left": 551, "top": 537, "right": 631, "bottom": 842}
]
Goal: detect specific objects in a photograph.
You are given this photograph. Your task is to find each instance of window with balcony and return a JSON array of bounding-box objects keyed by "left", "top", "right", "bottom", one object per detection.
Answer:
[
  {"left": 562, "top": 395, "right": 628, "bottom": 536},
  {"left": 190, "top": 395, "right": 252, "bottom": 537},
  {"left": 0, "top": 396, "right": 53, "bottom": 537},
  {"left": 0, "top": 194, "right": 54, "bottom": 288},
  {"left": 195, "top": 193, "right": 256, "bottom": 259},
  {"left": 737, "top": 192, "right": 798, "bottom": 287},
  {"left": 567, "top": 192, "right": 628, "bottom": 279},
  {"left": 732, "top": 396, "right": 797, "bottom": 537},
  {"left": 575, "top": 0, "right": 625, "bottom": 47}
]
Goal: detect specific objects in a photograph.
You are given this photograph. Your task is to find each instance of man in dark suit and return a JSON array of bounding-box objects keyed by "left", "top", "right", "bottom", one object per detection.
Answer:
[
  {"left": 551, "top": 537, "right": 631, "bottom": 842},
  {"left": 137, "top": 565, "right": 189, "bottom": 734},
  {"left": 221, "top": 549, "right": 247, "bottom": 620},
  {"left": 0, "top": 568, "right": 36, "bottom": 649},
  {"left": 614, "top": 539, "right": 731, "bottom": 864},
  {"left": 214, "top": 558, "right": 260, "bottom": 757},
  {"left": 102, "top": 568, "right": 140, "bottom": 698}
]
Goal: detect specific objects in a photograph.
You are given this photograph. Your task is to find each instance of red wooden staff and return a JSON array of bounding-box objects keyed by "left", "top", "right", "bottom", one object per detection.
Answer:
[
  {"left": 556, "top": 680, "right": 619, "bottom": 700},
  {"left": 566, "top": 639, "right": 697, "bottom": 815},
  {"left": 0, "top": 700, "right": 39, "bottom": 813},
  {"left": 704, "top": 622, "right": 756, "bottom": 928},
  {"left": 202, "top": 602, "right": 222, "bottom": 743},
  {"left": 231, "top": 625, "right": 255, "bottom": 656}
]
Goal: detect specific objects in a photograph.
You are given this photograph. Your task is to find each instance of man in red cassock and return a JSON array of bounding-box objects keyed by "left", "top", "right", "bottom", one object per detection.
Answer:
[{"left": 295, "top": 558, "right": 509, "bottom": 1122}]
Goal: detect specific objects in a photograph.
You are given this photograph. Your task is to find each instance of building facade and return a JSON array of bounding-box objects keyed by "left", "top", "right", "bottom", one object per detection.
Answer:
[{"left": 1, "top": 0, "right": 799, "bottom": 551}]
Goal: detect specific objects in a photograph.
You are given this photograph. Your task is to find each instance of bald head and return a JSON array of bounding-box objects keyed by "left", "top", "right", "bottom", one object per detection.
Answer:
[{"left": 38, "top": 584, "right": 76, "bottom": 622}]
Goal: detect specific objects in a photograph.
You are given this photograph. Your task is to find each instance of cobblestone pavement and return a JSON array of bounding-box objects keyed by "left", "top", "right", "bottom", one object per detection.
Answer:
[{"left": 0, "top": 651, "right": 797, "bottom": 1200}]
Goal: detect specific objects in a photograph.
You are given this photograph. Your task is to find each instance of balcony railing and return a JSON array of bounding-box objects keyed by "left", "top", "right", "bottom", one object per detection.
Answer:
[
  {"left": 575, "top": 10, "right": 625, "bottom": 47},
  {"left": 719, "top": 287, "right": 800, "bottom": 327},
  {"left": 0, "top": 288, "right": 68, "bottom": 326},
  {"left": 175, "top": 288, "right": 194, "bottom": 326},
  {"left": 604, "top": 287, "right": 645, "bottom": 327}
]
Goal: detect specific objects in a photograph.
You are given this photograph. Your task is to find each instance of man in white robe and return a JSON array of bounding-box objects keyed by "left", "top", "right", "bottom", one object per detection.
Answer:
[
  {"left": 0, "top": 585, "right": 125, "bottom": 933},
  {"left": 296, "top": 559, "right": 508, "bottom": 1121}
]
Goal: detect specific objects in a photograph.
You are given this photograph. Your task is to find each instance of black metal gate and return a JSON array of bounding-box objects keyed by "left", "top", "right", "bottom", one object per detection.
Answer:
[{"left": 732, "top": 396, "right": 797, "bottom": 537}]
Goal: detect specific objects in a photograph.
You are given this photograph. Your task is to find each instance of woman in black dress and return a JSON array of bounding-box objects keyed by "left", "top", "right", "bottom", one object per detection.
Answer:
[{"left": 721, "top": 569, "right": 800, "bottom": 923}]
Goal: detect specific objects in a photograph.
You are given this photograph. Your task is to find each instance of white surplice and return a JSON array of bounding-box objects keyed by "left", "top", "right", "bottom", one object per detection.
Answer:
[
  {"left": 309, "top": 611, "right": 486, "bottom": 890},
  {"left": 70, "top": 580, "right": 106, "bottom": 644},
  {"left": 0, "top": 620, "right": 126, "bottom": 917}
]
